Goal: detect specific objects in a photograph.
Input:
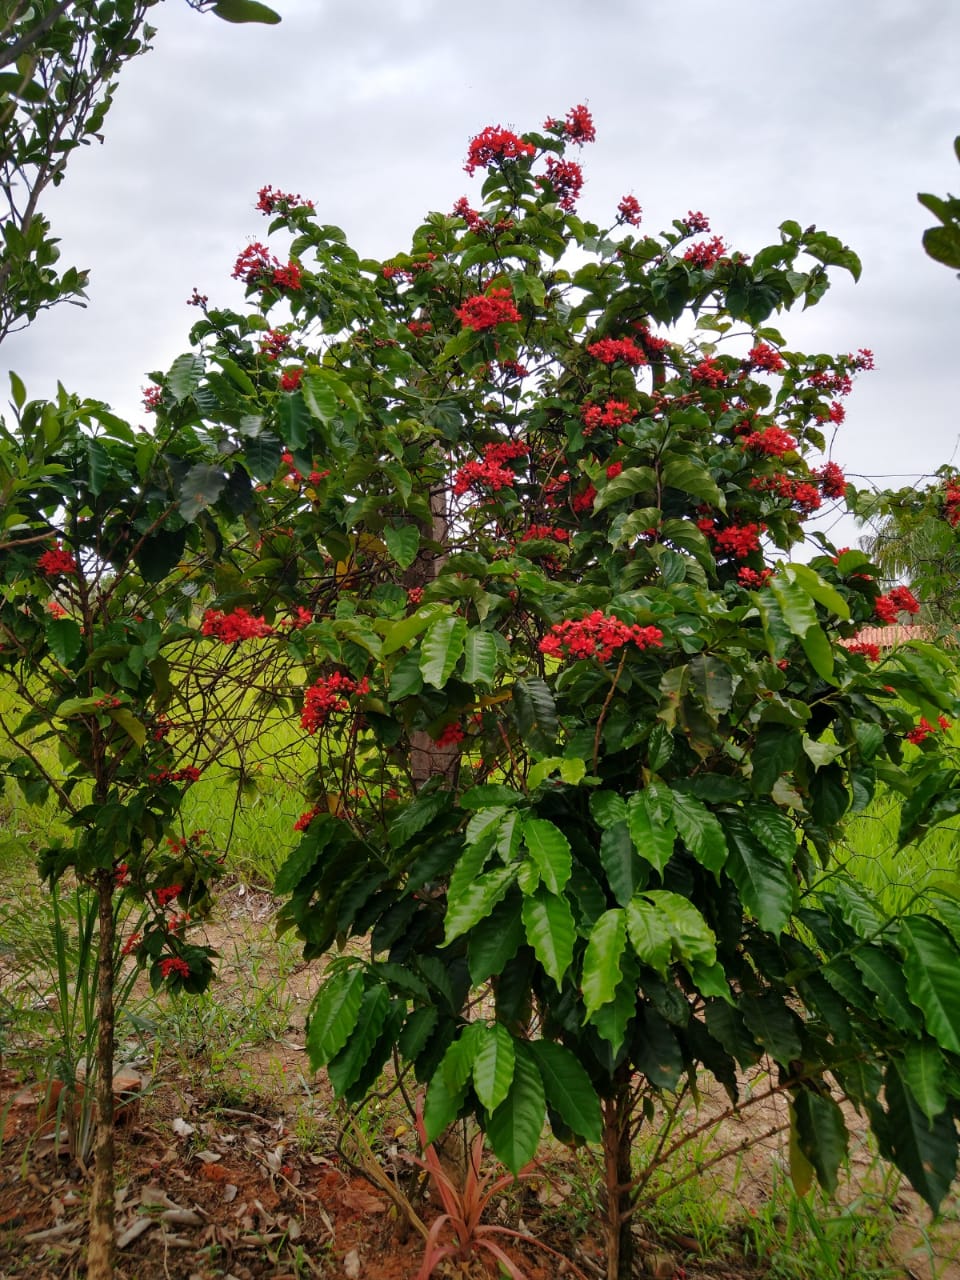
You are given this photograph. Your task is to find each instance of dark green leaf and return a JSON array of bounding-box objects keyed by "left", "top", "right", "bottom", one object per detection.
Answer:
[
  {"left": 528, "top": 1040, "right": 602, "bottom": 1143},
  {"left": 487, "top": 1046, "right": 546, "bottom": 1173}
]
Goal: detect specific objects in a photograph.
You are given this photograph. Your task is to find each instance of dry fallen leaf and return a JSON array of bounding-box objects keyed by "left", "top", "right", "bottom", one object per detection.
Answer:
[{"left": 343, "top": 1248, "right": 361, "bottom": 1278}]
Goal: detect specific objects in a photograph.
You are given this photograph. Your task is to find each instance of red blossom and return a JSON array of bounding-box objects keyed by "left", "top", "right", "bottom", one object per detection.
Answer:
[
  {"left": 293, "top": 805, "right": 322, "bottom": 832},
  {"left": 815, "top": 461, "right": 847, "bottom": 498},
  {"left": 945, "top": 478, "right": 960, "bottom": 527},
  {"left": 301, "top": 673, "right": 369, "bottom": 734},
  {"left": 272, "top": 261, "right": 302, "bottom": 291},
  {"left": 738, "top": 566, "right": 773, "bottom": 588},
  {"left": 522, "top": 525, "right": 569, "bottom": 542},
  {"left": 683, "top": 236, "right": 727, "bottom": 268},
  {"left": 498, "top": 359, "right": 528, "bottom": 379},
  {"left": 571, "top": 483, "right": 597, "bottom": 514},
  {"left": 889, "top": 586, "right": 920, "bottom": 614},
  {"left": 455, "top": 287, "right": 522, "bottom": 331},
  {"left": 155, "top": 885, "right": 182, "bottom": 907},
  {"left": 121, "top": 933, "right": 141, "bottom": 957},
  {"left": 683, "top": 211, "right": 711, "bottom": 233},
  {"left": 587, "top": 337, "right": 646, "bottom": 366},
  {"left": 147, "top": 766, "right": 201, "bottom": 785},
  {"left": 539, "top": 156, "right": 583, "bottom": 211},
  {"left": 256, "top": 184, "right": 314, "bottom": 215},
  {"left": 581, "top": 399, "right": 637, "bottom": 434},
  {"left": 279, "top": 367, "right": 303, "bottom": 392},
  {"left": 159, "top": 956, "right": 191, "bottom": 980},
  {"left": 143, "top": 384, "right": 163, "bottom": 412},
  {"left": 617, "top": 195, "right": 642, "bottom": 226},
  {"left": 464, "top": 126, "right": 535, "bottom": 175},
  {"left": 741, "top": 425, "right": 797, "bottom": 456},
  {"left": 38, "top": 543, "right": 77, "bottom": 578},
  {"left": 690, "top": 358, "right": 726, "bottom": 387},
  {"left": 452, "top": 440, "right": 527, "bottom": 497},
  {"left": 187, "top": 288, "right": 208, "bottom": 308},
  {"left": 259, "top": 329, "right": 290, "bottom": 361},
  {"left": 606, "top": 461, "right": 623, "bottom": 479},
  {"left": 851, "top": 348, "right": 875, "bottom": 370},
  {"left": 545, "top": 104, "right": 596, "bottom": 145},
  {"left": 540, "top": 611, "right": 664, "bottom": 663},
  {"left": 407, "top": 320, "right": 433, "bottom": 336},
  {"left": 748, "top": 343, "right": 786, "bottom": 372},
  {"left": 907, "top": 717, "right": 936, "bottom": 745},
  {"left": 407, "top": 587, "right": 424, "bottom": 605},
  {"left": 433, "top": 723, "right": 465, "bottom": 748},
  {"left": 846, "top": 641, "right": 881, "bottom": 662},
  {"left": 45, "top": 600, "right": 68, "bottom": 618},
  {"left": 873, "top": 586, "right": 920, "bottom": 624},
  {"left": 714, "top": 524, "right": 763, "bottom": 559},
  {"left": 202, "top": 608, "right": 274, "bottom": 643}
]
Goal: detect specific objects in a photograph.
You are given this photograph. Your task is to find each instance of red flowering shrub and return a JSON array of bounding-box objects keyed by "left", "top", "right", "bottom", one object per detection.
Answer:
[
  {"left": 846, "top": 641, "right": 881, "bottom": 661},
  {"left": 433, "top": 722, "right": 465, "bottom": 748},
  {"left": 581, "top": 399, "right": 637, "bottom": 433},
  {"left": 684, "top": 236, "right": 727, "bottom": 268},
  {"left": 544, "top": 103, "right": 596, "bottom": 144},
  {"left": 617, "top": 194, "right": 642, "bottom": 225},
  {"left": 742, "top": 425, "right": 798, "bottom": 456},
  {"left": 816, "top": 460, "right": 847, "bottom": 498},
  {"left": 690, "top": 358, "right": 726, "bottom": 386},
  {"left": 452, "top": 440, "right": 527, "bottom": 496},
  {"left": 714, "top": 523, "right": 763, "bottom": 558},
  {"left": 748, "top": 343, "right": 786, "bottom": 372},
  {"left": 257, "top": 184, "right": 314, "bottom": 215}
]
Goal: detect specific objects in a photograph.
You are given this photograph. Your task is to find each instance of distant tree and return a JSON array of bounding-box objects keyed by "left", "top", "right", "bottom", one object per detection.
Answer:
[{"left": 0, "top": 0, "right": 279, "bottom": 347}]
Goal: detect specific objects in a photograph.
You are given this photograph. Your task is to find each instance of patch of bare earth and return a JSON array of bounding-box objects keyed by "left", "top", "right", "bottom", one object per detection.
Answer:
[{"left": 1, "top": 885, "right": 959, "bottom": 1279}]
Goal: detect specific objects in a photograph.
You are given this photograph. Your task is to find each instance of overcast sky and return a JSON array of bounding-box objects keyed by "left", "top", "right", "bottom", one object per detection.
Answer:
[{"left": 4, "top": 0, "right": 959, "bottom": 548}]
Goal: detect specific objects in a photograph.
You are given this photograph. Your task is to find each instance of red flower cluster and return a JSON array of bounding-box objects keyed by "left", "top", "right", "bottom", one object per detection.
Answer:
[
  {"left": 256, "top": 184, "right": 314, "bottom": 215},
  {"left": 544, "top": 104, "right": 596, "bottom": 145},
  {"left": 455, "top": 287, "right": 522, "bottom": 331},
  {"left": 539, "top": 156, "right": 583, "bottom": 211},
  {"left": 748, "top": 343, "right": 786, "bottom": 372},
  {"left": 713, "top": 523, "right": 763, "bottom": 559},
  {"left": 259, "top": 329, "right": 290, "bottom": 361},
  {"left": 945, "top": 477, "right": 960, "bottom": 527},
  {"left": 464, "top": 126, "right": 535, "bottom": 175},
  {"left": 46, "top": 600, "right": 68, "bottom": 618},
  {"left": 741, "top": 425, "right": 797, "bottom": 456},
  {"left": 581, "top": 399, "right": 637, "bottom": 434},
  {"left": 159, "top": 956, "right": 191, "bottom": 979},
  {"left": 498, "top": 359, "right": 528, "bottom": 379},
  {"left": 283, "top": 606, "right": 313, "bottom": 630},
  {"left": 587, "top": 337, "right": 646, "bottom": 366},
  {"left": 148, "top": 767, "right": 202, "bottom": 785},
  {"left": 202, "top": 608, "right": 274, "bottom": 643},
  {"left": 187, "top": 288, "right": 208, "bottom": 308},
  {"left": 851, "top": 348, "right": 875, "bottom": 370},
  {"left": 433, "top": 722, "right": 465, "bottom": 748},
  {"left": 815, "top": 461, "right": 847, "bottom": 499},
  {"left": 571, "top": 483, "right": 597, "bottom": 514},
  {"left": 690, "top": 358, "right": 726, "bottom": 387},
  {"left": 683, "top": 211, "right": 711, "bottom": 233},
  {"left": 540, "top": 611, "right": 664, "bottom": 663},
  {"left": 617, "top": 195, "right": 642, "bottom": 226},
  {"left": 232, "top": 242, "right": 302, "bottom": 291},
  {"left": 816, "top": 400, "right": 845, "bottom": 425},
  {"left": 301, "top": 673, "right": 369, "bottom": 734},
  {"left": 293, "top": 804, "right": 322, "bottom": 832},
  {"left": 279, "top": 368, "right": 303, "bottom": 392},
  {"left": 874, "top": 586, "right": 920, "bottom": 623},
  {"left": 750, "top": 474, "right": 821, "bottom": 515},
  {"left": 906, "top": 715, "right": 950, "bottom": 745},
  {"left": 155, "top": 884, "right": 182, "bottom": 907},
  {"left": 606, "top": 461, "right": 623, "bottom": 479},
  {"left": 808, "top": 368, "right": 853, "bottom": 397},
  {"left": 684, "top": 237, "right": 727, "bottom": 268},
  {"left": 846, "top": 641, "right": 881, "bottom": 661},
  {"left": 453, "top": 440, "right": 527, "bottom": 497},
  {"left": 143, "top": 384, "right": 163, "bottom": 412},
  {"left": 522, "top": 524, "right": 569, "bottom": 542},
  {"left": 38, "top": 543, "right": 77, "bottom": 578},
  {"left": 407, "top": 320, "right": 433, "bottom": 336},
  {"left": 738, "top": 566, "right": 773, "bottom": 588}
]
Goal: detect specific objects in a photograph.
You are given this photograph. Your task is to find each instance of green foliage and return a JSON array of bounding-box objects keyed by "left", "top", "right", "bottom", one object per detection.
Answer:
[{"left": 919, "top": 136, "right": 960, "bottom": 271}]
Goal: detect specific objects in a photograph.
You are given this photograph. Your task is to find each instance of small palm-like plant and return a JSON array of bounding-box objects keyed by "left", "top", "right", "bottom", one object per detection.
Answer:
[{"left": 410, "top": 1102, "right": 587, "bottom": 1280}]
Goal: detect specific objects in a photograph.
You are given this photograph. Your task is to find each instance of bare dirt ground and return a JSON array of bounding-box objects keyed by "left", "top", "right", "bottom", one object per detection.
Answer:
[{"left": 2, "top": 884, "right": 959, "bottom": 1280}]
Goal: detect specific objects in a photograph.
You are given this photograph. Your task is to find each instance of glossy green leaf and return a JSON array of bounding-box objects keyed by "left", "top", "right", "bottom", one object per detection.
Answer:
[
  {"left": 900, "top": 915, "right": 960, "bottom": 1052},
  {"left": 306, "top": 967, "right": 365, "bottom": 1067},
  {"left": 383, "top": 524, "right": 420, "bottom": 570},
  {"left": 45, "top": 617, "right": 82, "bottom": 665},
  {"left": 883, "top": 1061, "right": 957, "bottom": 1211},
  {"left": 627, "top": 791, "right": 676, "bottom": 874},
  {"left": 528, "top": 1040, "right": 602, "bottom": 1143},
  {"left": 672, "top": 790, "right": 727, "bottom": 874},
  {"left": 722, "top": 812, "right": 794, "bottom": 935},
  {"left": 522, "top": 817, "right": 572, "bottom": 894},
  {"left": 582, "top": 909, "right": 627, "bottom": 1015},
  {"left": 420, "top": 614, "right": 467, "bottom": 688},
  {"left": 600, "top": 821, "right": 645, "bottom": 905},
  {"left": 444, "top": 866, "right": 517, "bottom": 945},
  {"left": 791, "top": 1090, "right": 848, "bottom": 1194},
  {"left": 486, "top": 1047, "right": 545, "bottom": 1173},
  {"left": 327, "top": 985, "right": 391, "bottom": 1095},
  {"left": 463, "top": 629, "right": 497, "bottom": 686},
  {"left": 521, "top": 888, "right": 576, "bottom": 986},
  {"left": 473, "top": 1023, "right": 516, "bottom": 1113},
  {"left": 212, "top": 0, "right": 282, "bottom": 23},
  {"left": 625, "top": 898, "right": 672, "bottom": 973}
]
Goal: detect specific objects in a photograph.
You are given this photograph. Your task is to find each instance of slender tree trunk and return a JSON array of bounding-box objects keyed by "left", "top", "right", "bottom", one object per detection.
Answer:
[
  {"left": 85, "top": 868, "right": 116, "bottom": 1280},
  {"left": 602, "top": 1082, "right": 635, "bottom": 1280}
]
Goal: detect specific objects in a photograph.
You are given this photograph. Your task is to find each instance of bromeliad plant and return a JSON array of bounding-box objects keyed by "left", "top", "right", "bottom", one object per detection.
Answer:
[{"left": 141, "top": 107, "right": 960, "bottom": 1278}]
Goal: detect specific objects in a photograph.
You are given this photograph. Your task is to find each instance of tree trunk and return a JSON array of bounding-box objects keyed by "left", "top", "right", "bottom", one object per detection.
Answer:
[
  {"left": 602, "top": 1083, "right": 635, "bottom": 1280},
  {"left": 85, "top": 868, "right": 116, "bottom": 1280}
]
